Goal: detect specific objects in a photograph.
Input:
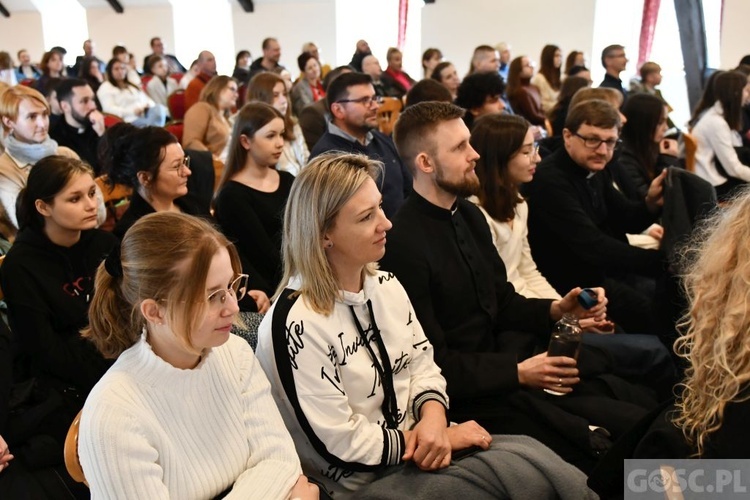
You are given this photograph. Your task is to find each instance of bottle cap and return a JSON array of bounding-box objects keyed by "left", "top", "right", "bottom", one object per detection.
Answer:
[{"left": 577, "top": 288, "right": 598, "bottom": 310}]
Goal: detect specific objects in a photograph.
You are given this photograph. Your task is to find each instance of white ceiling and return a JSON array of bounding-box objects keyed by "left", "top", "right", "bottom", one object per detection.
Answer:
[{"left": 0, "top": 0, "right": 300, "bottom": 12}]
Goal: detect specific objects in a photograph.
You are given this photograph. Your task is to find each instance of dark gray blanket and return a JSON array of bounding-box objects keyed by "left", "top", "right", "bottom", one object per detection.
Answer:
[{"left": 356, "top": 435, "right": 598, "bottom": 500}]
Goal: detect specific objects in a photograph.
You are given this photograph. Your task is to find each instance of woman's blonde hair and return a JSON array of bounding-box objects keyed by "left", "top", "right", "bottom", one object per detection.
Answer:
[
  {"left": 674, "top": 187, "right": 750, "bottom": 455},
  {"left": 276, "top": 152, "right": 381, "bottom": 315},
  {"left": 82, "top": 212, "right": 242, "bottom": 358}
]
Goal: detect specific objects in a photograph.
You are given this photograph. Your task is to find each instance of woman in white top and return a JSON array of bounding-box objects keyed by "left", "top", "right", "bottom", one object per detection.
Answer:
[
  {"left": 469, "top": 113, "right": 556, "bottom": 299},
  {"left": 256, "top": 153, "right": 594, "bottom": 500},
  {"left": 144, "top": 55, "right": 179, "bottom": 109},
  {"left": 79, "top": 212, "right": 318, "bottom": 500},
  {"left": 247, "top": 72, "right": 309, "bottom": 176},
  {"left": 470, "top": 113, "right": 676, "bottom": 390},
  {"left": 97, "top": 58, "right": 167, "bottom": 127},
  {"left": 692, "top": 70, "right": 750, "bottom": 201},
  {"left": 530, "top": 45, "right": 562, "bottom": 114}
]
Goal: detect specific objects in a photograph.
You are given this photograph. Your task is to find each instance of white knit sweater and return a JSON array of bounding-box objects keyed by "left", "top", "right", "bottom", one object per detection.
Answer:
[{"left": 79, "top": 333, "right": 301, "bottom": 500}]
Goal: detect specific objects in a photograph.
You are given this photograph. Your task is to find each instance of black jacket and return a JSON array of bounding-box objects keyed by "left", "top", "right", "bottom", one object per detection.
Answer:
[
  {"left": 380, "top": 192, "right": 553, "bottom": 403},
  {"left": 49, "top": 118, "right": 102, "bottom": 175},
  {"left": 113, "top": 191, "right": 210, "bottom": 240},
  {"left": 0, "top": 227, "right": 116, "bottom": 394},
  {"left": 526, "top": 147, "right": 662, "bottom": 293}
]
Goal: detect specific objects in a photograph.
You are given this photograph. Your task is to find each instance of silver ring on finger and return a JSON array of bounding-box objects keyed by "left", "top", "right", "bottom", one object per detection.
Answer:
[{"left": 557, "top": 377, "right": 563, "bottom": 387}]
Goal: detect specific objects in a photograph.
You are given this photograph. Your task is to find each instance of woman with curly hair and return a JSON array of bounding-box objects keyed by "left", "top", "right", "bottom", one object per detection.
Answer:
[{"left": 674, "top": 188, "right": 750, "bottom": 457}]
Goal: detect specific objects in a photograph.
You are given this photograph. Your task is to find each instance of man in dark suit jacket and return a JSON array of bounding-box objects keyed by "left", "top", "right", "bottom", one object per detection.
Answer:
[
  {"left": 380, "top": 102, "right": 652, "bottom": 474},
  {"left": 142, "top": 37, "right": 186, "bottom": 75},
  {"left": 525, "top": 99, "right": 666, "bottom": 334}
]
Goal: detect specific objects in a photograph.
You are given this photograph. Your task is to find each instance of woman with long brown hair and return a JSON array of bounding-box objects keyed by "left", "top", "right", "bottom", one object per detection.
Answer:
[
  {"left": 182, "top": 75, "right": 238, "bottom": 160},
  {"left": 247, "top": 72, "right": 309, "bottom": 176},
  {"left": 506, "top": 56, "right": 546, "bottom": 126},
  {"left": 213, "top": 102, "right": 290, "bottom": 308},
  {"left": 97, "top": 58, "right": 167, "bottom": 127},
  {"left": 692, "top": 70, "right": 750, "bottom": 201},
  {"left": 531, "top": 44, "right": 563, "bottom": 114}
]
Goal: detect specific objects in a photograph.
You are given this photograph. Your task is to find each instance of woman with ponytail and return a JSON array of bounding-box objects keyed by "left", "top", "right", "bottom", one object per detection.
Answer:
[
  {"left": 78, "top": 212, "right": 317, "bottom": 500},
  {"left": 0, "top": 155, "right": 116, "bottom": 430}
]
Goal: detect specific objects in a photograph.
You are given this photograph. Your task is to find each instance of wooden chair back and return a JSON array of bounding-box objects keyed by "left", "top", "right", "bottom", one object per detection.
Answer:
[
  {"left": 213, "top": 159, "right": 225, "bottom": 193},
  {"left": 682, "top": 132, "right": 697, "bottom": 173},
  {"left": 64, "top": 410, "right": 88, "bottom": 486},
  {"left": 95, "top": 175, "right": 132, "bottom": 204},
  {"left": 376, "top": 97, "right": 403, "bottom": 136},
  {"left": 0, "top": 254, "right": 4, "bottom": 301}
]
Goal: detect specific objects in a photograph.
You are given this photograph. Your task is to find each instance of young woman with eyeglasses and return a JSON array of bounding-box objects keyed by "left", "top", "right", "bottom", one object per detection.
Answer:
[
  {"left": 99, "top": 123, "right": 208, "bottom": 239},
  {"left": 1, "top": 156, "right": 116, "bottom": 445},
  {"left": 256, "top": 153, "right": 594, "bottom": 499},
  {"left": 213, "top": 102, "right": 291, "bottom": 312},
  {"left": 78, "top": 212, "right": 318, "bottom": 500}
]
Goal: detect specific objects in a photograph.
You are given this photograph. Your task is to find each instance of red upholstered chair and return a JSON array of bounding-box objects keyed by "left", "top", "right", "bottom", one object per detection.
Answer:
[
  {"left": 140, "top": 74, "right": 153, "bottom": 91},
  {"left": 167, "top": 89, "right": 186, "bottom": 120},
  {"left": 170, "top": 72, "right": 184, "bottom": 84},
  {"left": 102, "top": 113, "right": 123, "bottom": 129},
  {"left": 19, "top": 78, "right": 35, "bottom": 87},
  {"left": 164, "top": 120, "right": 184, "bottom": 143}
]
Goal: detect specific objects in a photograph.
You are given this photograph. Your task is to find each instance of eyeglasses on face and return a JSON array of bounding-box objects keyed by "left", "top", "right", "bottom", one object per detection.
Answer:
[
  {"left": 168, "top": 155, "right": 191, "bottom": 175},
  {"left": 573, "top": 132, "right": 621, "bottom": 151},
  {"left": 336, "top": 95, "right": 384, "bottom": 107},
  {"left": 521, "top": 143, "right": 540, "bottom": 158},
  {"left": 206, "top": 274, "right": 248, "bottom": 310}
]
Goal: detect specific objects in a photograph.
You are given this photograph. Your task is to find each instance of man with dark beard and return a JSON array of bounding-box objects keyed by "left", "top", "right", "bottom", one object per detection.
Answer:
[
  {"left": 49, "top": 79, "right": 105, "bottom": 175},
  {"left": 380, "top": 102, "right": 654, "bottom": 474}
]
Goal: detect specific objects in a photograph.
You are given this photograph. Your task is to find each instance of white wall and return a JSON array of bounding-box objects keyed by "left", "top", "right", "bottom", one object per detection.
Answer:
[
  {"left": 590, "top": 0, "right": 642, "bottom": 84},
  {"left": 173, "top": 0, "right": 235, "bottom": 75},
  {"left": 721, "top": 0, "right": 749, "bottom": 69},
  {"left": 86, "top": 5, "right": 176, "bottom": 71},
  {"left": 421, "top": 0, "right": 598, "bottom": 78},
  {"left": 0, "top": 11, "right": 45, "bottom": 65},
  {"left": 232, "top": 0, "right": 336, "bottom": 78},
  {"left": 335, "top": 0, "right": 399, "bottom": 70}
]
